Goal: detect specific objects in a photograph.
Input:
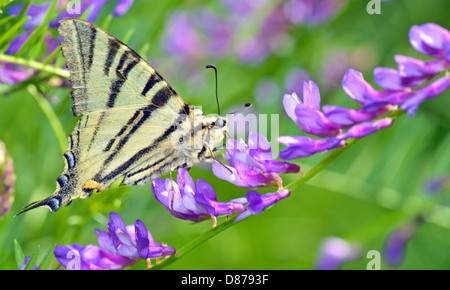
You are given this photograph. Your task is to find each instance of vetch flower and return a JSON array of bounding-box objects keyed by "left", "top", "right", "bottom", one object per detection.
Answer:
[
  {"left": 19, "top": 257, "right": 38, "bottom": 270},
  {"left": 0, "top": 141, "right": 16, "bottom": 217},
  {"left": 212, "top": 132, "right": 301, "bottom": 188},
  {"left": 314, "top": 237, "right": 361, "bottom": 270},
  {"left": 383, "top": 220, "right": 422, "bottom": 268},
  {"left": 232, "top": 189, "right": 291, "bottom": 222},
  {"left": 95, "top": 212, "right": 176, "bottom": 260},
  {"left": 153, "top": 168, "right": 245, "bottom": 224},
  {"left": 278, "top": 135, "right": 346, "bottom": 160},
  {"left": 408, "top": 23, "right": 450, "bottom": 61},
  {"left": 283, "top": 81, "right": 342, "bottom": 137},
  {"left": 55, "top": 212, "right": 176, "bottom": 270},
  {"left": 54, "top": 243, "right": 135, "bottom": 270}
]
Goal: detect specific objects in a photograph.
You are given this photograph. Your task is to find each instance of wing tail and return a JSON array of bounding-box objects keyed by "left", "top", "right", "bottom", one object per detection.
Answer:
[{"left": 15, "top": 195, "right": 63, "bottom": 216}]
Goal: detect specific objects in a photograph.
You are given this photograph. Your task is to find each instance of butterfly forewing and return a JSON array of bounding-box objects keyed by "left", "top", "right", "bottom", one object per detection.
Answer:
[{"left": 17, "top": 18, "right": 225, "bottom": 215}]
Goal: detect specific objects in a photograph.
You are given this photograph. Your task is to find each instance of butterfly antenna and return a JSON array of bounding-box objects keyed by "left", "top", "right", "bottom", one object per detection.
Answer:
[{"left": 206, "top": 64, "right": 220, "bottom": 115}]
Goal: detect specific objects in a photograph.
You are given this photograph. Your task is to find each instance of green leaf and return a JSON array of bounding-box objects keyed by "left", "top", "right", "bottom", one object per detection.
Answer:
[
  {"left": 0, "top": 16, "right": 30, "bottom": 51},
  {"left": 37, "top": 245, "right": 56, "bottom": 270},
  {"left": 16, "top": 0, "right": 58, "bottom": 57},
  {"left": 24, "top": 246, "right": 40, "bottom": 270},
  {"left": 14, "top": 240, "right": 25, "bottom": 269}
]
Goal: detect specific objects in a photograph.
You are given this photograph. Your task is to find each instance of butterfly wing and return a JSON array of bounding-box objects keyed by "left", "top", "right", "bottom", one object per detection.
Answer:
[{"left": 18, "top": 18, "right": 193, "bottom": 214}]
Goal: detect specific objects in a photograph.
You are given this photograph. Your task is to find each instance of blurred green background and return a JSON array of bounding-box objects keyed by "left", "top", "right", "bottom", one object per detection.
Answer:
[{"left": 0, "top": 0, "right": 449, "bottom": 269}]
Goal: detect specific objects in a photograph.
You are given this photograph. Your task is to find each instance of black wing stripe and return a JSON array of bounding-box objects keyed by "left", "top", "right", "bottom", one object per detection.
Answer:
[{"left": 104, "top": 39, "right": 120, "bottom": 76}]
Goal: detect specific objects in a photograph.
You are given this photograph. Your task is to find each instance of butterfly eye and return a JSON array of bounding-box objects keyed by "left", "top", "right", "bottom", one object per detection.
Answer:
[{"left": 179, "top": 137, "right": 184, "bottom": 143}]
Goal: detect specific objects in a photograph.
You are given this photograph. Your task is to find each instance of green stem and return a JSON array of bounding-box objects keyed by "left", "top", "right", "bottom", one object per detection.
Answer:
[
  {"left": 150, "top": 217, "right": 237, "bottom": 270},
  {"left": 27, "top": 84, "right": 67, "bottom": 154},
  {"left": 0, "top": 53, "right": 69, "bottom": 79}
]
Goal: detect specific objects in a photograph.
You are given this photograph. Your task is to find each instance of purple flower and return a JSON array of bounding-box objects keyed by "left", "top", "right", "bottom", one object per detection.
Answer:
[
  {"left": 383, "top": 222, "right": 419, "bottom": 268},
  {"left": 95, "top": 212, "right": 175, "bottom": 260},
  {"left": 19, "top": 256, "right": 38, "bottom": 270},
  {"left": 342, "top": 69, "right": 393, "bottom": 109},
  {"left": 212, "top": 132, "right": 300, "bottom": 188},
  {"left": 54, "top": 243, "right": 135, "bottom": 270},
  {"left": 278, "top": 135, "right": 346, "bottom": 160},
  {"left": 344, "top": 24, "right": 450, "bottom": 117},
  {"left": 113, "top": 0, "right": 134, "bottom": 17},
  {"left": 408, "top": 23, "right": 450, "bottom": 61},
  {"left": 424, "top": 174, "right": 450, "bottom": 194},
  {"left": 232, "top": 189, "right": 291, "bottom": 222},
  {"left": 314, "top": 237, "right": 361, "bottom": 270},
  {"left": 283, "top": 81, "right": 342, "bottom": 137},
  {"left": 152, "top": 168, "right": 245, "bottom": 223},
  {"left": 0, "top": 62, "right": 34, "bottom": 85},
  {"left": 55, "top": 212, "right": 176, "bottom": 270},
  {"left": 279, "top": 77, "right": 396, "bottom": 159},
  {"left": 322, "top": 104, "right": 392, "bottom": 126},
  {"left": 331, "top": 118, "right": 394, "bottom": 141},
  {"left": 374, "top": 55, "right": 448, "bottom": 90},
  {"left": 400, "top": 74, "right": 450, "bottom": 116}
]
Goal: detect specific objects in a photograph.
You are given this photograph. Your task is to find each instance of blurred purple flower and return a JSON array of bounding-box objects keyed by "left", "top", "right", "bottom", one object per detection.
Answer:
[
  {"left": 0, "top": 62, "right": 34, "bottom": 85},
  {"left": 113, "top": 0, "right": 134, "bottom": 17},
  {"left": 55, "top": 243, "right": 135, "bottom": 270},
  {"left": 232, "top": 189, "right": 291, "bottom": 222},
  {"left": 212, "top": 132, "right": 300, "bottom": 188},
  {"left": 0, "top": 141, "right": 16, "bottom": 217},
  {"left": 383, "top": 222, "right": 420, "bottom": 268},
  {"left": 282, "top": 0, "right": 346, "bottom": 25},
  {"left": 314, "top": 237, "right": 361, "bottom": 270},
  {"left": 95, "top": 212, "right": 175, "bottom": 260},
  {"left": 7, "top": 2, "right": 51, "bottom": 29},
  {"left": 50, "top": 0, "right": 110, "bottom": 27},
  {"left": 162, "top": 9, "right": 232, "bottom": 63},
  {"left": 19, "top": 256, "right": 38, "bottom": 270},
  {"left": 424, "top": 174, "right": 450, "bottom": 194},
  {"left": 152, "top": 168, "right": 245, "bottom": 223},
  {"left": 409, "top": 23, "right": 450, "bottom": 61},
  {"left": 284, "top": 67, "right": 312, "bottom": 97},
  {"left": 220, "top": 0, "right": 267, "bottom": 16}
]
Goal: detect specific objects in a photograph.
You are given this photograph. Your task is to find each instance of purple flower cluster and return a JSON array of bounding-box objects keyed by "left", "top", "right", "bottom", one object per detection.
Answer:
[
  {"left": 54, "top": 212, "right": 175, "bottom": 270},
  {"left": 278, "top": 23, "right": 450, "bottom": 159},
  {"left": 1, "top": 0, "right": 134, "bottom": 85},
  {"left": 152, "top": 133, "right": 299, "bottom": 223}
]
